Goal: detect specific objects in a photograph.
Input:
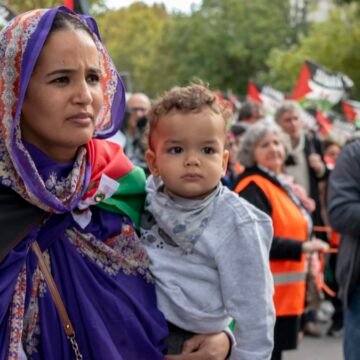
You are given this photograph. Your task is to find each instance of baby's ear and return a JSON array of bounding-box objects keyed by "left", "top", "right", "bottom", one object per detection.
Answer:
[
  {"left": 222, "top": 149, "right": 229, "bottom": 175},
  {"left": 145, "top": 149, "right": 160, "bottom": 176}
]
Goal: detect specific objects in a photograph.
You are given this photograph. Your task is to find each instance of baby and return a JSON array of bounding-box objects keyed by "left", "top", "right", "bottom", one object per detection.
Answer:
[{"left": 141, "top": 83, "right": 275, "bottom": 359}]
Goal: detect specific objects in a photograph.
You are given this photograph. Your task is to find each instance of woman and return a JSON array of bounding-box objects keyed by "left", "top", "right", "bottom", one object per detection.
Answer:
[
  {"left": 0, "top": 7, "right": 229, "bottom": 359},
  {"left": 233, "top": 121, "right": 328, "bottom": 360}
]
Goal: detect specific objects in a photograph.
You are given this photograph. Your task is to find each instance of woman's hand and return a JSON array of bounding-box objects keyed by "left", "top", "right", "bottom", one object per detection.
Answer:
[
  {"left": 302, "top": 238, "right": 329, "bottom": 253},
  {"left": 165, "top": 332, "right": 231, "bottom": 360},
  {"left": 308, "top": 153, "right": 325, "bottom": 176}
]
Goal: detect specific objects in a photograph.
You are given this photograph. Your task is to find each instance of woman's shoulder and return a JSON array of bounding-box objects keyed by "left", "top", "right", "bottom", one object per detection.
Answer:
[{"left": 232, "top": 167, "right": 283, "bottom": 195}]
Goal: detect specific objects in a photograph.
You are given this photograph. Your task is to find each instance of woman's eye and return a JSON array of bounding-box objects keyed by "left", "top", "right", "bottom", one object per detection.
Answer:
[
  {"left": 51, "top": 76, "right": 69, "bottom": 85},
  {"left": 202, "top": 147, "right": 215, "bottom": 154},
  {"left": 87, "top": 73, "right": 100, "bottom": 84},
  {"left": 168, "top": 147, "right": 183, "bottom": 154}
]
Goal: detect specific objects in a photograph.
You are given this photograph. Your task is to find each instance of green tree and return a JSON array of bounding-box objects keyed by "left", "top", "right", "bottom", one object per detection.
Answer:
[
  {"left": 4, "top": 0, "right": 105, "bottom": 14},
  {"left": 261, "top": 3, "right": 360, "bottom": 97},
  {"left": 96, "top": 2, "right": 169, "bottom": 96},
  {"left": 149, "top": 0, "right": 296, "bottom": 96}
]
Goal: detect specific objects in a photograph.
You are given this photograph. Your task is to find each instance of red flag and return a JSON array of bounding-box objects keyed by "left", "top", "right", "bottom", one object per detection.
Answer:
[
  {"left": 247, "top": 80, "right": 262, "bottom": 103},
  {"left": 63, "top": 0, "right": 90, "bottom": 14},
  {"left": 342, "top": 100, "right": 360, "bottom": 123},
  {"left": 291, "top": 62, "right": 312, "bottom": 100},
  {"left": 316, "top": 110, "right": 333, "bottom": 137},
  {"left": 292, "top": 60, "right": 353, "bottom": 105},
  {"left": 64, "top": 0, "right": 74, "bottom": 10}
]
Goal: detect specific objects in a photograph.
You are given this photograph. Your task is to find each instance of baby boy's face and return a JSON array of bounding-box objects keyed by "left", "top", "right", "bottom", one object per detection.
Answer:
[{"left": 146, "top": 108, "right": 229, "bottom": 199}]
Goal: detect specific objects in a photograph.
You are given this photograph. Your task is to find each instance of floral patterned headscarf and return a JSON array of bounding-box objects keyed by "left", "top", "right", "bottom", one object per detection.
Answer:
[{"left": 0, "top": 7, "right": 126, "bottom": 213}]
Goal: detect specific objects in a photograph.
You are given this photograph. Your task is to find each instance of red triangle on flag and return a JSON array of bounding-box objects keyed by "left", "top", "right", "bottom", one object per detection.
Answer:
[
  {"left": 292, "top": 62, "right": 312, "bottom": 100},
  {"left": 64, "top": 0, "right": 74, "bottom": 10},
  {"left": 342, "top": 100, "right": 358, "bottom": 123},
  {"left": 247, "top": 80, "right": 262, "bottom": 103},
  {"left": 316, "top": 110, "right": 333, "bottom": 137}
]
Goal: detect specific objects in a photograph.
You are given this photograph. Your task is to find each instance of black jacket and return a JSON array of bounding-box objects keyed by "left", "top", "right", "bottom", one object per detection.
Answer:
[
  {"left": 327, "top": 140, "right": 360, "bottom": 307},
  {"left": 285, "top": 133, "right": 329, "bottom": 240},
  {"left": 0, "top": 185, "right": 45, "bottom": 263}
]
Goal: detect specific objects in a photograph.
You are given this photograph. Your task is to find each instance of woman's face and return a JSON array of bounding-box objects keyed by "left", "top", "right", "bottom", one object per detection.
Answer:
[
  {"left": 253, "top": 132, "right": 285, "bottom": 174},
  {"left": 324, "top": 144, "right": 341, "bottom": 163},
  {"left": 21, "top": 29, "right": 104, "bottom": 162}
]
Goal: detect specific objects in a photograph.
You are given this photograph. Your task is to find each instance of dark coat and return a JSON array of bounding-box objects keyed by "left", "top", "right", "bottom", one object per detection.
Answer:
[
  {"left": 0, "top": 185, "right": 45, "bottom": 263},
  {"left": 285, "top": 133, "right": 329, "bottom": 240},
  {"left": 327, "top": 140, "right": 360, "bottom": 307}
]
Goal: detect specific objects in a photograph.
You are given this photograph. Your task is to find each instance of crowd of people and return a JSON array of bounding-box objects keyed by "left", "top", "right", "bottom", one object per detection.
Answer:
[{"left": 0, "top": 5, "right": 358, "bottom": 360}]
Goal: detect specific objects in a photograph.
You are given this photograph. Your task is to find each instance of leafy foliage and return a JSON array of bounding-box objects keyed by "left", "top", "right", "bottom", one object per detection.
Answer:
[
  {"left": 4, "top": 0, "right": 360, "bottom": 99},
  {"left": 96, "top": 2, "right": 169, "bottom": 96},
  {"left": 5, "top": 0, "right": 106, "bottom": 14},
  {"left": 150, "top": 0, "right": 295, "bottom": 96},
  {"left": 262, "top": 3, "right": 360, "bottom": 97}
]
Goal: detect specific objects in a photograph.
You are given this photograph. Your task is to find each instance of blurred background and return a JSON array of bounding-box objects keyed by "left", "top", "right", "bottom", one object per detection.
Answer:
[{"left": 2, "top": 0, "right": 360, "bottom": 143}]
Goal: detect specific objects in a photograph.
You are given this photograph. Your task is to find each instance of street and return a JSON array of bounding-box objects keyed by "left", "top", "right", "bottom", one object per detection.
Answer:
[{"left": 284, "top": 335, "right": 343, "bottom": 360}]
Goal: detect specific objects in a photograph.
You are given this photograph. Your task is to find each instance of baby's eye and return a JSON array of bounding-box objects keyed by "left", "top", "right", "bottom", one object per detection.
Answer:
[
  {"left": 202, "top": 147, "right": 215, "bottom": 154},
  {"left": 168, "top": 147, "right": 183, "bottom": 154}
]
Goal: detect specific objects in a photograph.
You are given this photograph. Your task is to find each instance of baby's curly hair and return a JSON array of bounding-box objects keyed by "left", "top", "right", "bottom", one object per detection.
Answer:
[{"left": 147, "top": 82, "right": 232, "bottom": 149}]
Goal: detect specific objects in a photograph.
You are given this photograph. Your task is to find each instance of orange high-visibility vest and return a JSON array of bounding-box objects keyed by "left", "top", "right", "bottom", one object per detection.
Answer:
[{"left": 235, "top": 174, "right": 308, "bottom": 316}]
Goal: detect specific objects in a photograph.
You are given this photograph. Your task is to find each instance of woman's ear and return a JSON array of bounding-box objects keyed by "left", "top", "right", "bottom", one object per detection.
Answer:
[{"left": 145, "top": 149, "right": 160, "bottom": 177}]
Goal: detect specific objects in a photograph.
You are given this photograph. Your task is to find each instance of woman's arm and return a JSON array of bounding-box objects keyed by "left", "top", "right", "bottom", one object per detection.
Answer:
[{"left": 165, "top": 332, "right": 231, "bottom": 360}]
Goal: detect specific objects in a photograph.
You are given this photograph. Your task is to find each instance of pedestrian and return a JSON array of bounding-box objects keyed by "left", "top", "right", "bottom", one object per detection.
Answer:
[
  {"left": 233, "top": 120, "right": 329, "bottom": 360},
  {"left": 0, "top": 7, "right": 230, "bottom": 359}
]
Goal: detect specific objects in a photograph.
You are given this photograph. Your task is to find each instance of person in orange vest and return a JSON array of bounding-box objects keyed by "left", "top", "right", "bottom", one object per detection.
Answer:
[{"left": 233, "top": 120, "right": 329, "bottom": 360}]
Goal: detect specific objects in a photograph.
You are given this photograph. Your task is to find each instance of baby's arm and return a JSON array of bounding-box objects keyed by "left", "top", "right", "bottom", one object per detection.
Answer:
[{"left": 215, "top": 217, "right": 275, "bottom": 360}]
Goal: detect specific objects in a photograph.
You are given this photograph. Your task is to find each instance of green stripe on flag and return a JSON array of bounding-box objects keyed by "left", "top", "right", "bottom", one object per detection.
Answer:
[{"left": 96, "top": 167, "right": 146, "bottom": 229}]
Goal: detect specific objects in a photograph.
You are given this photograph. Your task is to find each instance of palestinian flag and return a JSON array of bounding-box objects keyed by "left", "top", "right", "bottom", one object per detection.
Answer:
[
  {"left": 292, "top": 60, "right": 353, "bottom": 107},
  {"left": 247, "top": 80, "right": 262, "bottom": 103},
  {"left": 77, "top": 139, "right": 146, "bottom": 229},
  {"left": 64, "top": 0, "right": 90, "bottom": 14},
  {"left": 247, "top": 80, "right": 284, "bottom": 115},
  {"left": 315, "top": 110, "right": 333, "bottom": 137},
  {"left": 342, "top": 99, "right": 360, "bottom": 123}
]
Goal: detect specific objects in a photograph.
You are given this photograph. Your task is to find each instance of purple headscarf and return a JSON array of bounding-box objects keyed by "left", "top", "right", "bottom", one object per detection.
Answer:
[{"left": 0, "top": 6, "right": 125, "bottom": 212}]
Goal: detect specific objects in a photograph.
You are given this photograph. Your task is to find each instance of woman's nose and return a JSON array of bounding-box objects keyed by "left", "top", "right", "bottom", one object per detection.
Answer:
[
  {"left": 269, "top": 142, "right": 278, "bottom": 151},
  {"left": 73, "top": 80, "right": 92, "bottom": 104}
]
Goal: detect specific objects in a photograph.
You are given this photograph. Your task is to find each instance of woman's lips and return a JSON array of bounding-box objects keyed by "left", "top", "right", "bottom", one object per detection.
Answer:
[{"left": 67, "top": 113, "right": 93, "bottom": 126}]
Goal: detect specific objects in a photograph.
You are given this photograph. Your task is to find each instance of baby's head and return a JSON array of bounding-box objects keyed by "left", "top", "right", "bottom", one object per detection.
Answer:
[{"left": 146, "top": 83, "right": 231, "bottom": 199}]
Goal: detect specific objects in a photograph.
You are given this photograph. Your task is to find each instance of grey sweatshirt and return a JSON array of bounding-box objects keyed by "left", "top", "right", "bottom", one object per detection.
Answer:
[{"left": 141, "top": 180, "right": 275, "bottom": 360}]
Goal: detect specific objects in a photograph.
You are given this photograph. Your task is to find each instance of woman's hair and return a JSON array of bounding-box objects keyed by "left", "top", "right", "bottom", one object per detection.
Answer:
[
  {"left": 323, "top": 138, "right": 341, "bottom": 152},
  {"left": 274, "top": 100, "right": 301, "bottom": 124},
  {"left": 147, "top": 82, "right": 232, "bottom": 149},
  {"left": 238, "top": 120, "right": 287, "bottom": 168},
  {"left": 49, "top": 11, "right": 92, "bottom": 37}
]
